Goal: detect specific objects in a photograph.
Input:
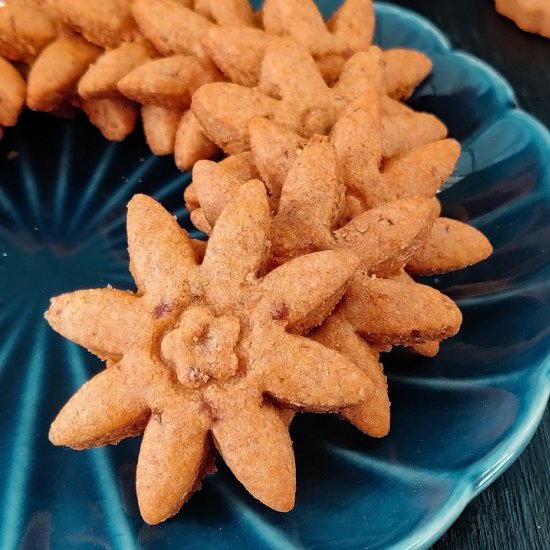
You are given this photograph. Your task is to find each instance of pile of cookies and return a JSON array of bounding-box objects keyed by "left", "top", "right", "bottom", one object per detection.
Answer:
[
  {"left": 2, "top": 0, "right": 434, "bottom": 169},
  {"left": 3, "top": 0, "right": 493, "bottom": 525}
]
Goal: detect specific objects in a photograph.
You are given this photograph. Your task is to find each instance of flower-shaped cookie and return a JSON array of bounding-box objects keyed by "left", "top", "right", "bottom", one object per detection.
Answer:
[
  {"left": 127, "top": 0, "right": 257, "bottom": 166},
  {"left": 186, "top": 96, "right": 448, "bottom": 242},
  {"left": 264, "top": 139, "right": 462, "bottom": 363},
  {"left": 266, "top": 139, "right": 439, "bottom": 271},
  {"left": 328, "top": 92, "right": 492, "bottom": 274},
  {"left": 46, "top": 180, "right": 371, "bottom": 524},
  {"left": 241, "top": 94, "right": 491, "bottom": 275},
  {"left": 185, "top": 138, "right": 455, "bottom": 436},
  {"left": 192, "top": 38, "right": 436, "bottom": 155},
  {"left": 205, "top": 1, "right": 428, "bottom": 89}
]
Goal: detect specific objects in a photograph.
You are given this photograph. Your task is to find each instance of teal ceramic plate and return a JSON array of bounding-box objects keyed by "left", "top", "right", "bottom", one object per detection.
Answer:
[{"left": 0, "top": 2, "right": 549, "bottom": 549}]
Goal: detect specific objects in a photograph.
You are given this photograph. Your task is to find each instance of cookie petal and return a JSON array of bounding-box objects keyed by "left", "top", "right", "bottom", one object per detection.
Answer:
[
  {"left": 132, "top": 0, "right": 213, "bottom": 61},
  {"left": 389, "top": 270, "right": 443, "bottom": 356},
  {"left": 262, "top": 0, "right": 327, "bottom": 55},
  {"left": 81, "top": 96, "right": 138, "bottom": 142},
  {"left": 333, "top": 47, "right": 384, "bottom": 101},
  {"left": 0, "top": 56, "right": 26, "bottom": 126},
  {"left": 0, "top": 5, "right": 57, "bottom": 63},
  {"left": 203, "top": 26, "right": 267, "bottom": 86},
  {"left": 376, "top": 139, "right": 461, "bottom": 204},
  {"left": 408, "top": 340, "right": 440, "bottom": 357},
  {"left": 339, "top": 274, "right": 463, "bottom": 346},
  {"left": 78, "top": 40, "right": 157, "bottom": 99},
  {"left": 192, "top": 160, "right": 245, "bottom": 226},
  {"left": 192, "top": 82, "right": 278, "bottom": 154},
  {"left": 381, "top": 111, "right": 448, "bottom": 159},
  {"left": 312, "top": 316, "right": 390, "bottom": 437},
  {"left": 56, "top": 0, "right": 138, "bottom": 48},
  {"left": 260, "top": 37, "right": 328, "bottom": 98},
  {"left": 49, "top": 363, "right": 148, "bottom": 449},
  {"left": 45, "top": 289, "right": 145, "bottom": 360},
  {"left": 190, "top": 208, "right": 213, "bottom": 235},
  {"left": 382, "top": 48, "right": 432, "bottom": 99},
  {"left": 326, "top": 0, "right": 375, "bottom": 52},
  {"left": 27, "top": 33, "right": 101, "bottom": 112},
  {"left": 258, "top": 331, "right": 368, "bottom": 410},
  {"left": 218, "top": 152, "right": 259, "bottom": 182},
  {"left": 141, "top": 104, "right": 183, "bottom": 155},
  {"left": 118, "top": 55, "right": 218, "bottom": 110},
  {"left": 207, "top": 387, "right": 295, "bottom": 512},
  {"left": 201, "top": 180, "right": 270, "bottom": 308},
  {"left": 174, "top": 111, "right": 219, "bottom": 170},
  {"left": 127, "top": 194, "right": 198, "bottom": 301},
  {"left": 249, "top": 117, "right": 306, "bottom": 202},
  {"left": 194, "top": 0, "right": 255, "bottom": 26},
  {"left": 331, "top": 91, "right": 382, "bottom": 199},
  {"left": 406, "top": 217, "right": 493, "bottom": 275},
  {"left": 333, "top": 198, "right": 438, "bottom": 275},
  {"left": 273, "top": 140, "right": 345, "bottom": 256},
  {"left": 258, "top": 250, "right": 358, "bottom": 333},
  {"left": 136, "top": 399, "right": 211, "bottom": 525}
]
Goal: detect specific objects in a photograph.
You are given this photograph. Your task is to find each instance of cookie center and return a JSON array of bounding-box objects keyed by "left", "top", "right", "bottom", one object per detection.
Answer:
[{"left": 160, "top": 305, "right": 241, "bottom": 388}]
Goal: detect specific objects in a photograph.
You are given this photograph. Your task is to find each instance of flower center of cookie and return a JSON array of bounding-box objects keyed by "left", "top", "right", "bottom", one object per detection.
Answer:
[{"left": 160, "top": 305, "right": 241, "bottom": 388}]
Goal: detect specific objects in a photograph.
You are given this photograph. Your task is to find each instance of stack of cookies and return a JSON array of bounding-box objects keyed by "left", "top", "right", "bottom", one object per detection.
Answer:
[
  {"left": 1, "top": 0, "right": 493, "bottom": 525},
  {"left": 1, "top": 0, "right": 434, "bottom": 168}
]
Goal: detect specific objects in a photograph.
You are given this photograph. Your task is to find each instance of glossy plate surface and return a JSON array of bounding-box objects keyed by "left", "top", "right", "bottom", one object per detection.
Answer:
[{"left": 0, "top": 2, "right": 549, "bottom": 549}]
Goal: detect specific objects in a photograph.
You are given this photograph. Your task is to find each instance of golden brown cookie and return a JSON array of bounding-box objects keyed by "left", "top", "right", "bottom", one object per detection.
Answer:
[
  {"left": 311, "top": 315, "right": 390, "bottom": 438},
  {"left": 204, "top": 20, "right": 430, "bottom": 90},
  {"left": 495, "top": 0, "right": 550, "bottom": 39},
  {"left": 191, "top": 38, "right": 346, "bottom": 153},
  {"left": 46, "top": 181, "right": 372, "bottom": 524},
  {"left": 192, "top": 39, "right": 436, "bottom": 155},
  {"left": 248, "top": 100, "right": 447, "bottom": 207},
  {"left": 188, "top": 133, "right": 439, "bottom": 274},
  {"left": 187, "top": 104, "right": 447, "bottom": 242},
  {"left": 331, "top": 91, "right": 459, "bottom": 209}
]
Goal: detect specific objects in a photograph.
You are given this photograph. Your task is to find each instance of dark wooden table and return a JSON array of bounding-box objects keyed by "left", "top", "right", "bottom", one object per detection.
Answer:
[{"left": 387, "top": 1, "right": 550, "bottom": 548}]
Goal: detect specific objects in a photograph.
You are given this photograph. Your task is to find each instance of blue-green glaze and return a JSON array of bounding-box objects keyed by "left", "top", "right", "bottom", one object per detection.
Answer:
[{"left": 0, "top": 3, "right": 549, "bottom": 549}]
